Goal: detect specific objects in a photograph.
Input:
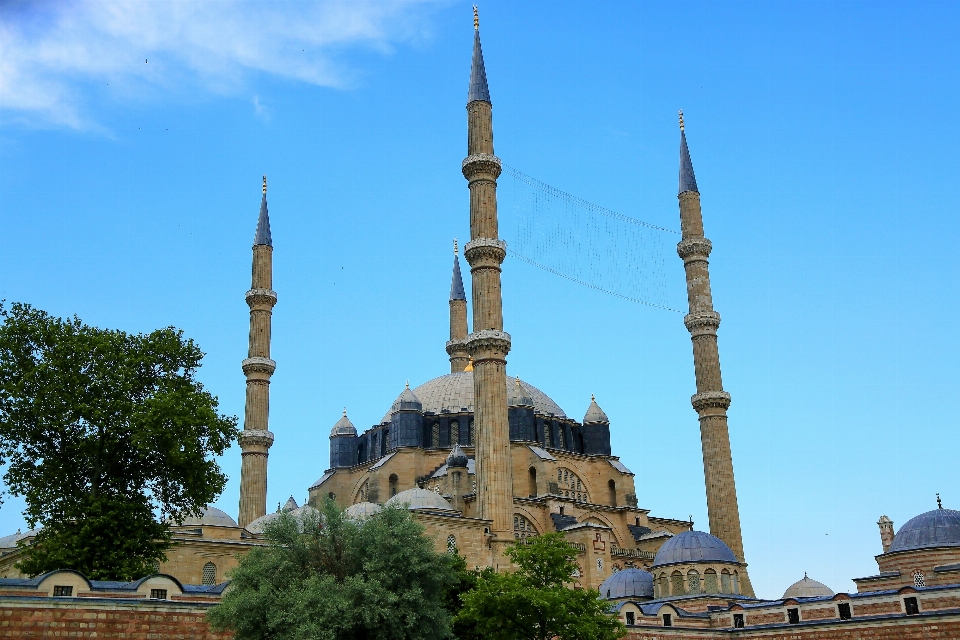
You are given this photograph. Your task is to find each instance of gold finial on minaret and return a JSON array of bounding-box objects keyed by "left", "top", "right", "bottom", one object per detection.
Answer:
[
  {"left": 262, "top": 175, "right": 267, "bottom": 194},
  {"left": 454, "top": 239, "right": 458, "bottom": 255},
  {"left": 473, "top": 5, "right": 479, "bottom": 30},
  {"left": 679, "top": 109, "right": 685, "bottom": 132}
]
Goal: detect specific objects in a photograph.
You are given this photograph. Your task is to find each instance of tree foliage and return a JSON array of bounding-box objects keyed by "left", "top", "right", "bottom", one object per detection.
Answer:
[
  {"left": 456, "top": 533, "right": 626, "bottom": 640},
  {"left": 208, "top": 500, "right": 460, "bottom": 640},
  {"left": 0, "top": 302, "right": 238, "bottom": 579}
]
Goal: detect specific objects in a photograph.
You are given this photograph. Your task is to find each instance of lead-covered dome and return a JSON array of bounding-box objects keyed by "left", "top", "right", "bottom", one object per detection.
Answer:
[
  {"left": 331, "top": 410, "right": 357, "bottom": 436},
  {"left": 345, "top": 502, "right": 382, "bottom": 520},
  {"left": 782, "top": 574, "right": 834, "bottom": 599},
  {"left": 889, "top": 508, "right": 960, "bottom": 553},
  {"left": 652, "top": 530, "right": 737, "bottom": 566},
  {"left": 246, "top": 504, "right": 319, "bottom": 534},
  {"left": 179, "top": 507, "right": 237, "bottom": 528},
  {"left": 599, "top": 568, "right": 654, "bottom": 600},
  {"left": 383, "top": 372, "right": 566, "bottom": 423},
  {"left": 385, "top": 488, "right": 455, "bottom": 511}
]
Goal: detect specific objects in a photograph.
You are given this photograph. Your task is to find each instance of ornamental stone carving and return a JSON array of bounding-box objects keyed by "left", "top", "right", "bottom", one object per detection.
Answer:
[
  {"left": 464, "top": 238, "right": 507, "bottom": 264},
  {"left": 242, "top": 357, "right": 277, "bottom": 375},
  {"left": 245, "top": 288, "right": 278, "bottom": 307},
  {"left": 445, "top": 339, "right": 468, "bottom": 356},
  {"left": 239, "top": 429, "right": 275, "bottom": 448},
  {"left": 465, "top": 329, "right": 512, "bottom": 357},
  {"left": 691, "top": 391, "right": 732, "bottom": 412},
  {"left": 677, "top": 238, "right": 713, "bottom": 260},
  {"left": 684, "top": 311, "right": 721, "bottom": 335},
  {"left": 461, "top": 153, "right": 502, "bottom": 180}
]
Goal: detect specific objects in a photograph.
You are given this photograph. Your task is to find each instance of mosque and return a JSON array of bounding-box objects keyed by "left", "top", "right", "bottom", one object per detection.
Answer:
[{"left": 1, "top": 13, "right": 958, "bottom": 638}]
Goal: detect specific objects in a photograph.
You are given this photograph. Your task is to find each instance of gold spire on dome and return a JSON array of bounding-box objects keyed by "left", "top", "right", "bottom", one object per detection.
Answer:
[
  {"left": 679, "top": 109, "right": 685, "bottom": 132},
  {"left": 262, "top": 175, "right": 267, "bottom": 194},
  {"left": 464, "top": 357, "right": 474, "bottom": 372},
  {"left": 473, "top": 5, "right": 479, "bottom": 30}
]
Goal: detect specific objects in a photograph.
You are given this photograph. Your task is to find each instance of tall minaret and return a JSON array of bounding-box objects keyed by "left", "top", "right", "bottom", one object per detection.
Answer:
[
  {"left": 676, "top": 113, "right": 753, "bottom": 596},
  {"left": 447, "top": 240, "right": 470, "bottom": 372},
  {"left": 238, "top": 176, "right": 277, "bottom": 528},
  {"left": 462, "top": 8, "right": 513, "bottom": 560}
]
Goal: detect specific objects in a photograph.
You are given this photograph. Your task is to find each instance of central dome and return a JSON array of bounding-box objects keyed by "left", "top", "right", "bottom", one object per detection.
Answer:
[{"left": 381, "top": 372, "right": 567, "bottom": 423}]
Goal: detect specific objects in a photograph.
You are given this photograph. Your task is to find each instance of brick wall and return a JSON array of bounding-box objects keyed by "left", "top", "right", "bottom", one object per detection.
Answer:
[{"left": 0, "top": 598, "right": 230, "bottom": 639}]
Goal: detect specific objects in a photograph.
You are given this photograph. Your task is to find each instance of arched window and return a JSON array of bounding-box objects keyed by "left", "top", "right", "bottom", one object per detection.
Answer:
[
  {"left": 556, "top": 468, "right": 588, "bottom": 502},
  {"left": 528, "top": 467, "right": 537, "bottom": 497},
  {"left": 389, "top": 474, "right": 398, "bottom": 497},
  {"left": 687, "top": 569, "right": 701, "bottom": 594},
  {"left": 447, "top": 535, "right": 457, "bottom": 554},
  {"left": 557, "top": 426, "right": 565, "bottom": 448},
  {"left": 913, "top": 571, "right": 925, "bottom": 588},
  {"left": 356, "top": 480, "right": 369, "bottom": 503},
  {"left": 659, "top": 573, "right": 669, "bottom": 597},
  {"left": 721, "top": 570, "right": 732, "bottom": 594},
  {"left": 608, "top": 479, "right": 617, "bottom": 507},
  {"left": 514, "top": 514, "right": 538, "bottom": 540},
  {"left": 202, "top": 562, "right": 216, "bottom": 586},
  {"left": 431, "top": 423, "right": 440, "bottom": 448},
  {"left": 671, "top": 571, "right": 685, "bottom": 596},
  {"left": 732, "top": 571, "right": 740, "bottom": 594},
  {"left": 450, "top": 421, "right": 459, "bottom": 446},
  {"left": 704, "top": 569, "right": 718, "bottom": 593}
]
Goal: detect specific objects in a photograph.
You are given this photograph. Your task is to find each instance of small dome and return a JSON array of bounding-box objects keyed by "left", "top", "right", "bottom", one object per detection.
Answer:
[
  {"left": 331, "top": 410, "right": 357, "bottom": 436},
  {"left": 345, "top": 502, "right": 382, "bottom": 520},
  {"left": 180, "top": 507, "right": 237, "bottom": 528},
  {"left": 889, "top": 507, "right": 960, "bottom": 553},
  {"left": 246, "top": 504, "right": 319, "bottom": 534},
  {"left": 392, "top": 382, "right": 423, "bottom": 413},
  {"left": 652, "top": 530, "right": 737, "bottom": 566},
  {"left": 385, "top": 488, "right": 455, "bottom": 511},
  {"left": 599, "top": 568, "right": 654, "bottom": 600},
  {"left": 446, "top": 443, "right": 469, "bottom": 468},
  {"left": 782, "top": 574, "right": 834, "bottom": 599},
  {"left": 508, "top": 377, "right": 534, "bottom": 407},
  {"left": 583, "top": 394, "right": 609, "bottom": 424}
]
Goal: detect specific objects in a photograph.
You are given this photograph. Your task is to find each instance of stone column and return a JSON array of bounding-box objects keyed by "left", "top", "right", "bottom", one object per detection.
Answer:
[
  {"left": 462, "top": 20, "right": 513, "bottom": 563},
  {"left": 238, "top": 178, "right": 277, "bottom": 528},
  {"left": 676, "top": 114, "right": 753, "bottom": 596}
]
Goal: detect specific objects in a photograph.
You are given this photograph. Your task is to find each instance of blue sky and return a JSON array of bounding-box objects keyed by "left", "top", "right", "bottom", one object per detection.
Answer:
[{"left": 2, "top": 0, "right": 958, "bottom": 598}]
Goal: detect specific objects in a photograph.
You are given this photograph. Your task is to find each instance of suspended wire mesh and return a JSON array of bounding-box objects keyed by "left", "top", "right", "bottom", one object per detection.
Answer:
[{"left": 500, "top": 165, "right": 682, "bottom": 312}]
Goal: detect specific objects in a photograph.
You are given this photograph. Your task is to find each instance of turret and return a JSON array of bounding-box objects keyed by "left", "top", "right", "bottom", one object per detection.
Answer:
[
  {"left": 581, "top": 395, "right": 611, "bottom": 456},
  {"left": 330, "top": 410, "right": 359, "bottom": 468},
  {"left": 238, "top": 176, "right": 278, "bottom": 528},
  {"left": 878, "top": 515, "right": 895, "bottom": 553},
  {"left": 388, "top": 382, "right": 424, "bottom": 449},
  {"left": 446, "top": 240, "right": 471, "bottom": 372}
]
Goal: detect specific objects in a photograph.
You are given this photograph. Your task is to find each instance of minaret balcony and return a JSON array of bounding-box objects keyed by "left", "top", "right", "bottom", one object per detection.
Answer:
[
  {"left": 677, "top": 238, "right": 713, "bottom": 261},
  {"left": 464, "top": 238, "right": 507, "bottom": 266},
  {"left": 245, "top": 288, "right": 278, "bottom": 309},
  {"left": 684, "top": 311, "right": 721, "bottom": 336},
  {"left": 462, "top": 153, "right": 502, "bottom": 181},
  {"left": 691, "top": 391, "right": 732, "bottom": 413},
  {"left": 238, "top": 429, "right": 275, "bottom": 450},
  {"left": 465, "top": 329, "right": 511, "bottom": 359},
  {"left": 242, "top": 356, "right": 277, "bottom": 378}
]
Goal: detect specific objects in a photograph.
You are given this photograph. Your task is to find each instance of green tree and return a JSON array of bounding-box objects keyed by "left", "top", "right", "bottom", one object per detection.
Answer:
[
  {"left": 208, "top": 500, "right": 459, "bottom": 640},
  {"left": 456, "top": 533, "right": 626, "bottom": 640},
  {"left": 0, "top": 302, "right": 238, "bottom": 580}
]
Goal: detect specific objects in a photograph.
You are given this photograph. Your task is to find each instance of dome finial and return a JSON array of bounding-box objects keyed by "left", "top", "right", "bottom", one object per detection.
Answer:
[
  {"left": 938, "top": 493, "right": 943, "bottom": 509},
  {"left": 591, "top": 393, "right": 595, "bottom": 402},
  {"left": 405, "top": 379, "right": 410, "bottom": 389},
  {"left": 473, "top": 5, "right": 479, "bottom": 30},
  {"left": 679, "top": 109, "right": 685, "bottom": 131},
  {"left": 464, "top": 357, "right": 474, "bottom": 371},
  {"left": 342, "top": 407, "right": 347, "bottom": 417},
  {"left": 454, "top": 238, "right": 458, "bottom": 255},
  {"left": 804, "top": 571, "right": 808, "bottom": 579},
  {"left": 262, "top": 174, "right": 267, "bottom": 194}
]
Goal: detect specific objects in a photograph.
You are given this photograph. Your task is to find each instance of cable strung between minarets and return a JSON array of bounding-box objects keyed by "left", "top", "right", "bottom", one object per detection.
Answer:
[
  {"left": 462, "top": 8, "right": 514, "bottom": 564},
  {"left": 676, "top": 113, "right": 754, "bottom": 596},
  {"left": 238, "top": 176, "right": 278, "bottom": 528},
  {"left": 447, "top": 240, "right": 470, "bottom": 373}
]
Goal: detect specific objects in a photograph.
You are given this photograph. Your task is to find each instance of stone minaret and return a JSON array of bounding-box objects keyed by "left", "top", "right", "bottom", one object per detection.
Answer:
[
  {"left": 676, "top": 113, "right": 753, "bottom": 596},
  {"left": 238, "top": 176, "right": 277, "bottom": 528},
  {"left": 462, "top": 9, "right": 513, "bottom": 560},
  {"left": 447, "top": 240, "right": 470, "bottom": 373}
]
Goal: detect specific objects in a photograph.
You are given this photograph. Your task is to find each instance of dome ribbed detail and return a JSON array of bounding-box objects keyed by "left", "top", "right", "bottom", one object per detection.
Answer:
[
  {"left": 782, "top": 575, "right": 834, "bottom": 599},
  {"left": 889, "top": 508, "right": 960, "bottom": 553},
  {"left": 599, "top": 568, "right": 654, "bottom": 600},
  {"left": 652, "top": 530, "right": 737, "bottom": 566}
]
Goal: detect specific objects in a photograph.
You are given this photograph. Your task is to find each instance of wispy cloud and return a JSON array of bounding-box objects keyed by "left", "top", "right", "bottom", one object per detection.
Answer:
[{"left": 0, "top": 0, "right": 447, "bottom": 130}]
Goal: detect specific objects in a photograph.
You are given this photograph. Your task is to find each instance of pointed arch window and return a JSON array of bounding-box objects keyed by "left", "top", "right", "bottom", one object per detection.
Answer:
[
  {"left": 202, "top": 562, "right": 217, "bottom": 586},
  {"left": 687, "top": 569, "right": 701, "bottom": 594},
  {"left": 450, "top": 421, "right": 459, "bottom": 446}
]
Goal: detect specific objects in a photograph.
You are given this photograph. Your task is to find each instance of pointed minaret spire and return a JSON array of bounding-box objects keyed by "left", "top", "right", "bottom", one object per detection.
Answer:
[
  {"left": 678, "top": 111, "right": 699, "bottom": 195},
  {"left": 468, "top": 8, "right": 491, "bottom": 104},
  {"left": 239, "top": 176, "right": 278, "bottom": 528},
  {"left": 447, "top": 239, "right": 470, "bottom": 372},
  {"left": 255, "top": 175, "right": 272, "bottom": 246},
  {"left": 676, "top": 115, "right": 753, "bottom": 596}
]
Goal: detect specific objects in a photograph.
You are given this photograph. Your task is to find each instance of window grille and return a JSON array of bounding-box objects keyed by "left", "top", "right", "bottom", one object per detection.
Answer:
[
  {"left": 514, "top": 514, "right": 538, "bottom": 540},
  {"left": 450, "top": 421, "right": 459, "bottom": 445},
  {"left": 202, "top": 562, "right": 216, "bottom": 586},
  {"left": 152, "top": 561, "right": 160, "bottom": 573},
  {"left": 687, "top": 570, "right": 701, "bottom": 594},
  {"left": 468, "top": 420, "right": 474, "bottom": 445},
  {"left": 838, "top": 602, "right": 852, "bottom": 620},
  {"left": 447, "top": 535, "right": 457, "bottom": 554},
  {"left": 432, "top": 423, "right": 440, "bottom": 448},
  {"left": 787, "top": 608, "right": 799, "bottom": 624},
  {"left": 721, "top": 571, "right": 732, "bottom": 593},
  {"left": 555, "top": 468, "right": 588, "bottom": 502},
  {"left": 150, "top": 589, "right": 167, "bottom": 600},
  {"left": 53, "top": 586, "right": 72, "bottom": 597},
  {"left": 671, "top": 572, "right": 685, "bottom": 596},
  {"left": 913, "top": 571, "right": 925, "bottom": 588},
  {"left": 704, "top": 571, "right": 718, "bottom": 593}
]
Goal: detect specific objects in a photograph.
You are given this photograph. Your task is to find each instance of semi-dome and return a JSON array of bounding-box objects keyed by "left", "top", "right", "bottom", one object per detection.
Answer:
[
  {"left": 652, "top": 530, "right": 737, "bottom": 566},
  {"left": 345, "top": 502, "right": 382, "bottom": 520},
  {"left": 446, "top": 443, "right": 468, "bottom": 468},
  {"left": 246, "top": 504, "right": 319, "bottom": 534},
  {"left": 599, "top": 568, "right": 654, "bottom": 600},
  {"left": 331, "top": 410, "right": 357, "bottom": 436},
  {"left": 583, "top": 394, "right": 609, "bottom": 424},
  {"left": 889, "top": 508, "right": 960, "bottom": 553},
  {"left": 783, "top": 574, "right": 834, "bottom": 599},
  {"left": 180, "top": 507, "right": 237, "bottom": 528},
  {"left": 382, "top": 372, "right": 566, "bottom": 423},
  {"left": 385, "top": 488, "right": 455, "bottom": 511}
]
